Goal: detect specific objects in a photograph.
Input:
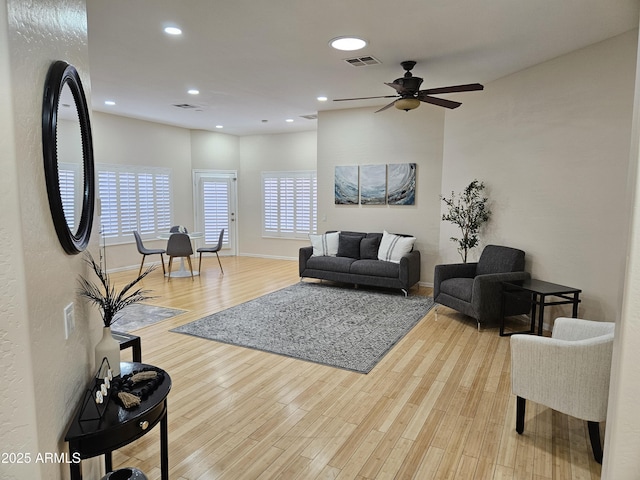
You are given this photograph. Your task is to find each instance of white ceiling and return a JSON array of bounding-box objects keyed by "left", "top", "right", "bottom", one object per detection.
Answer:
[{"left": 86, "top": 0, "right": 639, "bottom": 137}]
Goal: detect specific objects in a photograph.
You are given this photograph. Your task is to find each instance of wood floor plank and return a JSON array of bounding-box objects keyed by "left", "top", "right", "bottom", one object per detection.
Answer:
[{"left": 105, "top": 257, "right": 600, "bottom": 479}]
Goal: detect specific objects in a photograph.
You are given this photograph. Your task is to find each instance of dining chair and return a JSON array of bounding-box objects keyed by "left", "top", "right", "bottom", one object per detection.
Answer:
[
  {"left": 197, "top": 229, "right": 224, "bottom": 274},
  {"left": 133, "top": 230, "right": 165, "bottom": 276},
  {"left": 166, "top": 232, "right": 194, "bottom": 279}
]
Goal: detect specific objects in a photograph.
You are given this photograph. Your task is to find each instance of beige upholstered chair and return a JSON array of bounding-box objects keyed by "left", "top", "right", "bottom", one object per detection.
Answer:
[{"left": 510, "top": 317, "right": 615, "bottom": 463}]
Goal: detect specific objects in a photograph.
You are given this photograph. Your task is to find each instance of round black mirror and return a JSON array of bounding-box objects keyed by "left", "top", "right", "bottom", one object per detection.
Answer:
[{"left": 42, "top": 61, "right": 95, "bottom": 254}]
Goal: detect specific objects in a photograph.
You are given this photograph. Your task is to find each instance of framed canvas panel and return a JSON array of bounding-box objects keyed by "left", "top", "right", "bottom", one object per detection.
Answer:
[
  {"left": 387, "top": 163, "right": 417, "bottom": 205},
  {"left": 335, "top": 165, "right": 359, "bottom": 204},
  {"left": 360, "top": 164, "right": 387, "bottom": 205}
]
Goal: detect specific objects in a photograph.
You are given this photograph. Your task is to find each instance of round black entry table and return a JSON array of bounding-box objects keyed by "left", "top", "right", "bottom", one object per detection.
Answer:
[{"left": 65, "top": 362, "right": 171, "bottom": 480}]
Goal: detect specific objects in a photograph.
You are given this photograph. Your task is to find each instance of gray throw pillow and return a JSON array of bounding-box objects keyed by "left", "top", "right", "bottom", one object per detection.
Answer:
[
  {"left": 337, "top": 234, "right": 361, "bottom": 259},
  {"left": 360, "top": 236, "right": 381, "bottom": 259}
]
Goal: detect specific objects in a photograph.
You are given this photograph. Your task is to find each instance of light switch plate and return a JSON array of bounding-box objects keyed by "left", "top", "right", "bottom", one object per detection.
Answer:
[{"left": 64, "top": 303, "right": 75, "bottom": 339}]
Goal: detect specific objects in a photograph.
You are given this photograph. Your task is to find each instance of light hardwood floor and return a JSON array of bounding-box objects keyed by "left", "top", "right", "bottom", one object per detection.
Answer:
[{"left": 109, "top": 256, "right": 601, "bottom": 480}]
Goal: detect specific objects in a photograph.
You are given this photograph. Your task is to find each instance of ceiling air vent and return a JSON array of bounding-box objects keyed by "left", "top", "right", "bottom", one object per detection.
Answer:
[
  {"left": 344, "top": 56, "right": 381, "bottom": 67},
  {"left": 300, "top": 114, "right": 317, "bottom": 120}
]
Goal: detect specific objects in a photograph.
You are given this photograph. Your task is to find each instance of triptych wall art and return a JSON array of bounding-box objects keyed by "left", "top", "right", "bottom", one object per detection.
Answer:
[{"left": 335, "top": 163, "right": 416, "bottom": 206}]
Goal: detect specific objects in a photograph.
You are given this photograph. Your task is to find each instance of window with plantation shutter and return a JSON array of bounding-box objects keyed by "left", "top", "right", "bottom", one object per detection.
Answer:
[
  {"left": 58, "top": 162, "right": 82, "bottom": 232},
  {"left": 262, "top": 171, "right": 317, "bottom": 238},
  {"left": 97, "top": 164, "right": 172, "bottom": 244}
]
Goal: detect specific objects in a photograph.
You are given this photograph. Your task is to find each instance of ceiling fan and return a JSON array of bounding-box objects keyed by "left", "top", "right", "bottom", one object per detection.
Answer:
[{"left": 333, "top": 60, "right": 483, "bottom": 112}]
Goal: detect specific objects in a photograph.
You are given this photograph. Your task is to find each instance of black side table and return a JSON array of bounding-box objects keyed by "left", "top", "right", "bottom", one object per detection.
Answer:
[
  {"left": 65, "top": 362, "right": 171, "bottom": 480},
  {"left": 112, "top": 331, "right": 142, "bottom": 362},
  {"left": 500, "top": 279, "right": 581, "bottom": 336}
]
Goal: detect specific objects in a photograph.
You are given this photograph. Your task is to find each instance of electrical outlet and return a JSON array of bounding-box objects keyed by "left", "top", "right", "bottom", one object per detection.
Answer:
[{"left": 64, "top": 303, "right": 75, "bottom": 339}]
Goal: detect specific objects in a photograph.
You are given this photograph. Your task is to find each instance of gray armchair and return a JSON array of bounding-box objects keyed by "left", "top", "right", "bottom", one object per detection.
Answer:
[{"left": 433, "top": 245, "right": 530, "bottom": 328}]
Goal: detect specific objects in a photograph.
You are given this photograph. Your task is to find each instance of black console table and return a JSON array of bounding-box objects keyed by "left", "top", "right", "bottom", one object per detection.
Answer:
[
  {"left": 500, "top": 279, "right": 581, "bottom": 336},
  {"left": 65, "top": 362, "right": 171, "bottom": 480}
]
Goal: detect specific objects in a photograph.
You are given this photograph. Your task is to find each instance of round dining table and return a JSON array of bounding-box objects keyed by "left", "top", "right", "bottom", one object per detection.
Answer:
[{"left": 157, "top": 231, "right": 203, "bottom": 277}]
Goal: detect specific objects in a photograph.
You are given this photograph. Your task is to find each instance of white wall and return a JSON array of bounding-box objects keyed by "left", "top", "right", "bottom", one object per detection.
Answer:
[
  {"left": 92, "top": 112, "right": 193, "bottom": 269},
  {"left": 602, "top": 26, "right": 640, "bottom": 480},
  {"left": 190, "top": 129, "right": 240, "bottom": 171},
  {"left": 238, "top": 131, "right": 317, "bottom": 258},
  {"left": 1, "top": 0, "right": 101, "bottom": 478},
  {"left": 441, "top": 31, "right": 638, "bottom": 323},
  {"left": 317, "top": 105, "right": 445, "bottom": 284},
  {"left": 0, "top": 1, "right": 40, "bottom": 477},
  {"left": 94, "top": 121, "right": 316, "bottom": 268}
]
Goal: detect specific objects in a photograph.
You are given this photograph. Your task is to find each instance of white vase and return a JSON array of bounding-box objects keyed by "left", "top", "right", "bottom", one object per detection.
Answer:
[{"left": 95, "top": 326, "right": 121, "bottom": 377}]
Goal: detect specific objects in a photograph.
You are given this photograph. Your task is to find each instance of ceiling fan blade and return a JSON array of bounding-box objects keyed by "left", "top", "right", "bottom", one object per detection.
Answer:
[
  {"left": 385, "top": 82, "right": 411, "bottom": 95},
  {"left": 333, "top": 95, "right": 398, "bottom": 102},
  {"left": 420, "top": 83, "right": 484, "bottom": 95},
  {"left": 375, "top": 99, "right": 398, "bottom": 113},
  {"left": 419, "top": 95, "right": 462, "bottom": 109}
]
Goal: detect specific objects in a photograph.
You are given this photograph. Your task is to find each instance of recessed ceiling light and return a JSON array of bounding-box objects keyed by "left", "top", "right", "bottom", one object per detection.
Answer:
[
  {"left": 329, "top": 36, "right": 367, "bottom": 51},
  {"left": 317, "top": 96, "right": 328, "bottom": 102},
  {"left": 285, "top": 119, "right": 294, "bottom": 123},
  {"left": 215, "top": 125, "right": 223, "bottom": 129},
  {"left": 188, "top": 89, "right": 199, "bottom": 95},
  {"left": 104, "top": 100, "right": 116, "bottom": 106},
  {"left": 164, "top": 26, "right": 182, "bottom": 35}
]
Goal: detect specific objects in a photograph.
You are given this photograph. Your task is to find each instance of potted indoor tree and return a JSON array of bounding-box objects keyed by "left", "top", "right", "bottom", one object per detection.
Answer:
[
  {"left": 78, "top": 252, "right": 155, "bottom": 376},
  {"left": 441, "top": 179, "right": 491, "bottom": 263}
]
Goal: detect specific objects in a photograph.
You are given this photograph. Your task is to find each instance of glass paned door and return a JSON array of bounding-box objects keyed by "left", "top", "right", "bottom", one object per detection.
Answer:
[{"left": 194, "top": 171, "right": 236, "bottom": 255}]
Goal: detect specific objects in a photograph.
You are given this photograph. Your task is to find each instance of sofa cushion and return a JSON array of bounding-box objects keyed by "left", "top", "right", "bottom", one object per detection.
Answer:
[
  {"left": 337, "top": 233, "right": 362, "bottom": 259},
  {"left": 309, "top": 231, "right": 340, "bottom": 257},
  {"left": 306, "top": 255, "right": 355, "bottom": 273},
  {"left": 440, "top": 277, "right": 474, "bottom": 302},
  {"left": 360, "top": 235, "right": 381, "bottom": 259},
  {"left": 350, "top": 259, "right": 399, "bottom": 278},
  {"left": 378, "top": 230, "right": 416, "bottom": 264}
]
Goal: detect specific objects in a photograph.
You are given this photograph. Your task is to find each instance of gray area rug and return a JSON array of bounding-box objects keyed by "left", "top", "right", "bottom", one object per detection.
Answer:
[
  {"left": 111, "top": 303, "right": 186, "bottom": 333},
  {"left": 170, "top": 282, "right": 434, "bottom": 373}
]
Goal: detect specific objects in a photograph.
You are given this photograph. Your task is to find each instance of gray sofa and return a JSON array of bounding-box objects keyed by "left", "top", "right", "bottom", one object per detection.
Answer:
[{"left": 299, "top": 231, "right": 421, "bottom": 295}]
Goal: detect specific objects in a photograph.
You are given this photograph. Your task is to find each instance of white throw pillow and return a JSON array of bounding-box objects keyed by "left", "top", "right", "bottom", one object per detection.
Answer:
[
  {"left": 378, "top": 230, "right": 416, "bottom": 263},
  {"left": 309, "top": 231, "right": 341, "bottom": 257}
]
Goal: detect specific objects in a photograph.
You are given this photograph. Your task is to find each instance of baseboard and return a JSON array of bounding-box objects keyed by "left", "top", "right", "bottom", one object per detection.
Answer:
[
  {"left": 238, "top": 253, "right": 298, "bottom": 261},
  {"left": 107, "top": 260, "right": 166, "bottom": 274},
  {"left": 107, "top": 264, "right": 144, "bottom": 274}
]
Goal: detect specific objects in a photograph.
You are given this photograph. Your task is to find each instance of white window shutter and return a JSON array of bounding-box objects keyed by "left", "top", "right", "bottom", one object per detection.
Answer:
[
  {"left": 202, "top": 179, "right": 229, "bottom": 245},
  {"left": 97, "top": 164, "right": 172, "bottom": 243},
  {"left": 262, "top": 171, "right": 317, "bottom": 238}
]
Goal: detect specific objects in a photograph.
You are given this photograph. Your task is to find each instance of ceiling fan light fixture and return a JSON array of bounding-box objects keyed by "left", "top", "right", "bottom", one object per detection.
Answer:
[
  {"left": 394, "top": 98, "right": 420, "bottom": 111},
  {"left": 329, "top": 36, "right": 367, "bottom": 51}
]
